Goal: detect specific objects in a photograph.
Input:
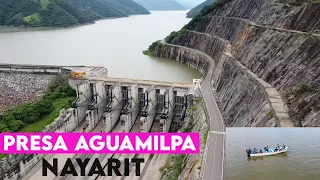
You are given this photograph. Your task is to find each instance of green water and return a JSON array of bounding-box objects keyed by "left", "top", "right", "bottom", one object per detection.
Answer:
[{"left": 227, "top": 128, "right": 320, "bottom": 180}]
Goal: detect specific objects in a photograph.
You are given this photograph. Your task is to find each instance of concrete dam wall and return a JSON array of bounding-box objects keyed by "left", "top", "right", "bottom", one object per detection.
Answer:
[
  {"left": 152, "top": 0, "right": 320, "bottom": 127},
  {"left": 153, "top": 43, "right": 211, "bottom": 76}
]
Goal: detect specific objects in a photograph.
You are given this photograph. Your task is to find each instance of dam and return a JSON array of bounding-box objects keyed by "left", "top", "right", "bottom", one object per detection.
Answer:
[{"left": 0, "top": 64, "right": 198, "bottom": 180}]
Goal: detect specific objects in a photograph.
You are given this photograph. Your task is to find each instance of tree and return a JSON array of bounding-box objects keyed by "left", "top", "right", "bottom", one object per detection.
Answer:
[
  {"left": 0, "top": 123, "right": 8, "bottom": 133},
  {"left": 8, "top": 120, "right": 25, "bottom": 132}
]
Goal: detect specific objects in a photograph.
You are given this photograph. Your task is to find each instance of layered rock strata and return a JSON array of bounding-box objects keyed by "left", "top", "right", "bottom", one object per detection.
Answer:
[{"left": 151, "top": 0, "right": 320, "bottom": 126}]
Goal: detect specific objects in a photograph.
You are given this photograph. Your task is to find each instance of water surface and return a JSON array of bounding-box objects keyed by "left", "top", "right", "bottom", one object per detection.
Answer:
[
  {"left": 227, "top": 128, "right": 320, "bottom": 180},
  {"left": 0, "top": 11, "right": 201, "bottom": 83}
]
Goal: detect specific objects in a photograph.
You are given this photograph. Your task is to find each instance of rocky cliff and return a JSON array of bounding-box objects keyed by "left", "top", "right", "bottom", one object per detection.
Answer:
[
  {"left": 147, "top": 0, "right": 320, "bottom": 127},
  {"left": 206, "top": 0, "right": 320, "bottom": 33}
]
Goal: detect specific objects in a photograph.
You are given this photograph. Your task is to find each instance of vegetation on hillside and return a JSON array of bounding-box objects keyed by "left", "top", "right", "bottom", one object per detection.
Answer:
[
  {"left": 40, "top": 0, "right": 50, "bottom": 9},
  {"left": 159, "top": 102, "right": 201, "bottom": 180},
  {"left": 186, "top": 0, "right": 216, "bottom": 18},
  {"left": 143, "top": 41, "right": 161, "bottom": 56},
  {"left": 184, "top": 0, "right": 232, "bottom": 30},
  {"left": 144, "top": 0, "right": 231, "bottom": 51},
  {"left": 23, "top": 13, "right": 43, "bottom": 24},
  {"left": 160, "top": 154, "right": 186, "bottom": 180},
  {"left": 0, "top": 76, "right": 76, "bottom": 133},
  {"left": 165, "top": 28, "right": 187, "bottom": 43},
  {"left": 293, "top": 84, "right": 318, "bottom": 95},
  {"left": 0, "top": 0, "right": 150, "bottom": 27}
]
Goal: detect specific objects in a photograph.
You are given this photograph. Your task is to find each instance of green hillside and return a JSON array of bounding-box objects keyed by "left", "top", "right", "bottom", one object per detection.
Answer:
[
  {"left": 186, "top": 0, "right": 215, "bottom": 17},
  {"left": 0, "top": 0, "right": 150, "bottom": 27}
]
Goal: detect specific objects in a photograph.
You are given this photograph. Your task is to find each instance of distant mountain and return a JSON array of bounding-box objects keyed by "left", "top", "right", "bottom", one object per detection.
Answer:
[
  {"left": 135, "top": 0, "right": 187, "bottom": 11},
  {"left": 0, "top": 0, "right": 150, "bottom": 27},
  {"left": 178, "top": 0, "right": 205, "bottom": 9},
  {"left": 186, "top": 0, "right": 215, "bottom": 17}
]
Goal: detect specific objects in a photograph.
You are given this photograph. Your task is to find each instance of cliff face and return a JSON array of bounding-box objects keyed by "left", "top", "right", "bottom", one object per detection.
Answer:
[
  {"left": 171, "top": 31, "right": 227, "bottom": 64},
  {"left": 206, "top": 0, "right": 320, "bottom": 33},
  {"left": 153, "top": 42, "right": 211, "bottom": 76},
  {"left": 150, "top": 0, "right": 320, "bottom": 126}
]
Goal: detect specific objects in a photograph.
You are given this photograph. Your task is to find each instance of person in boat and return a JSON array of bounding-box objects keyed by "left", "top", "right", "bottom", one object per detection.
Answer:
[
  {"left": 253, "top": 148, "right": 257, "bottom": 154},
  {"left": 282, "top": 144, "right": 286, "bottom": 149},
  {"left": 246, "top": 149, "right": 251, "bottom": 155},
  {"left": 266, "top": 146, "right": 269, "bottom": 153},
  {"left": 260, "top": 149, "right": 263, "bottom": 153}
]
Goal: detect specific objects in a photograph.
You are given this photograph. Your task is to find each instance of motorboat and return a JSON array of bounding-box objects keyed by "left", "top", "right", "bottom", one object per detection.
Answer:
[{"left": 246, "top": 146, "right": 288, "bottom": 157}]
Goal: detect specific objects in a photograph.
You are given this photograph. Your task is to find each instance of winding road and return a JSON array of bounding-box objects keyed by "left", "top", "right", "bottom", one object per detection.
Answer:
[
  {"left": 159, "top": 39, "right": 226, "bottom": 180},
  {"left": 200, "top": 65, "right": 225, "bottom": 180}
]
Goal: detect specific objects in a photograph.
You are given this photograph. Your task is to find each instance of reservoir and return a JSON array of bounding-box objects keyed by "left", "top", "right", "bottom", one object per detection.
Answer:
[
  {"left": 0, "top": 11, "right": 201, "bottom": 83},
  {"left": 227, "top": 128, "right": 320, "bottom": 180}
]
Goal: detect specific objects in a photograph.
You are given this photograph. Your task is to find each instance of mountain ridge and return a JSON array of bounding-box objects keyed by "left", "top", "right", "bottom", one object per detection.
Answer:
[
  {"left": 0, "top": 0, "right": 150, "bottom": 27},
  {"left": 186, "top": 0, "right": 215, "bottom": 17},
  {"left": 134, "top": 0, "right": 187, "bottom": 10}
]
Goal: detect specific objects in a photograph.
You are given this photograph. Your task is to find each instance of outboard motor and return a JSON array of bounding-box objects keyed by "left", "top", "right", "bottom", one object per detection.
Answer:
[{"left": 246, "top": 149, "right": 251, "bottom": 156}]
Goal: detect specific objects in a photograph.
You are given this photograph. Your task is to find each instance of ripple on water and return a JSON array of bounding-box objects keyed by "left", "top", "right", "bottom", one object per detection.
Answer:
[{"left": 226, "top": 128, "right": 320, "bottom": 180}]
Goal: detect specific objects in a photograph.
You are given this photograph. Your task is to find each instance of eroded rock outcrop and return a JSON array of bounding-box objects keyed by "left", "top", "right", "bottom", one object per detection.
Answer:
[
  {"left": 215, "top": 58, "right": 277, "bottom": 127},
  {"left": 207, "top": 0, "right": 320, "bottom": 33},
  {"left": 171, "top": 31, "right": 227, "bottom": 64},
  {"left": 153, "top": 43, "right": 211, "bottom": 76},
  {"left": 148, "top": 0, "right": 320, "bottom": 127}
]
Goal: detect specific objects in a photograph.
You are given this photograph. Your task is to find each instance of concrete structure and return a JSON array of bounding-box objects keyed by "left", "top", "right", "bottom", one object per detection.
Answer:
[
  {"left": 71, "top": 77, "right": 195, "bottom": 134},
  {"left": 0, "top": 63, "right": 108, "bottom": 78},
  {"left": 0, "top": 64, "right": 66, "bottom": 74},
  {"left": 0, "top": 64, "right": 195, "bottom": 180}
]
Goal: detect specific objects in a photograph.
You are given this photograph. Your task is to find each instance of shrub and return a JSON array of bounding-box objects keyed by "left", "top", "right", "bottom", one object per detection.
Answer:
[
  {"left": 165, "top": 28, "right": 187, "bottom": 43},
  {"left": 294, "top": 84, "right": 317, "bottom": 95}
]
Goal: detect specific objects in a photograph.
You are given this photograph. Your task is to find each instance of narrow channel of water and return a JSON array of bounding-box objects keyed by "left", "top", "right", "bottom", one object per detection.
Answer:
[
  {"left": 0, "top": 11, "right": 202, "bottom": 83},
  {"left": 227, "top": 128, "right": 320, "bottom": 180}
]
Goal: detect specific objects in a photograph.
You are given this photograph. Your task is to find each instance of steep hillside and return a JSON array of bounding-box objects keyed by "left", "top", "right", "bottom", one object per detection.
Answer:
[
  {"left": 135, "top": 0, "right": 187, "bottom": 10},
  {"left": 186, "top": 0, "right": 215, "bottom": 17},
  {"left": 146, "top": 0, "right": 320, "bottom": 127},
  {"left": 0, "top": 0, "right": 150, "bottom": 27}
]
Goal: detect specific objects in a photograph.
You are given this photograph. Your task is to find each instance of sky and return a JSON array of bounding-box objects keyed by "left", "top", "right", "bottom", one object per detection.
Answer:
[{"left": 177, "top": 0, "right": 205, "bottom": 8}]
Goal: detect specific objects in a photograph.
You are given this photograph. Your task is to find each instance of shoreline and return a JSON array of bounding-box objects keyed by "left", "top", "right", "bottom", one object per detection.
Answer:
[
  {"left": 0, "top": 10, "right": 193, "bottom": 33},
  {"left": 0, "top": 23, "right": 93, "bottom": 33},
  {"left": 0, "top": 13, "right": 152, "bottom": 33}
]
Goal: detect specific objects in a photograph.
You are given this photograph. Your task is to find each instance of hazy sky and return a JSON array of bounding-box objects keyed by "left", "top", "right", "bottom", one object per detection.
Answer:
[{"left": 177, "top": 0, "right": 205, "bottom": 8}]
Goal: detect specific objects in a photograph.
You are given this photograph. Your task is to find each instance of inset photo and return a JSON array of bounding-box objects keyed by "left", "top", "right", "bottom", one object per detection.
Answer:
[{"left": 227, "top": 128, "right": 320, "bottom": 180}]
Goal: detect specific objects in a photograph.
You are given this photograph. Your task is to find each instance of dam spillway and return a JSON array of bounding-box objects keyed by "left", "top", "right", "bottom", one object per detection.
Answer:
[{"left": 0, "top": 64, "right": 199, "bottom": 180}]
